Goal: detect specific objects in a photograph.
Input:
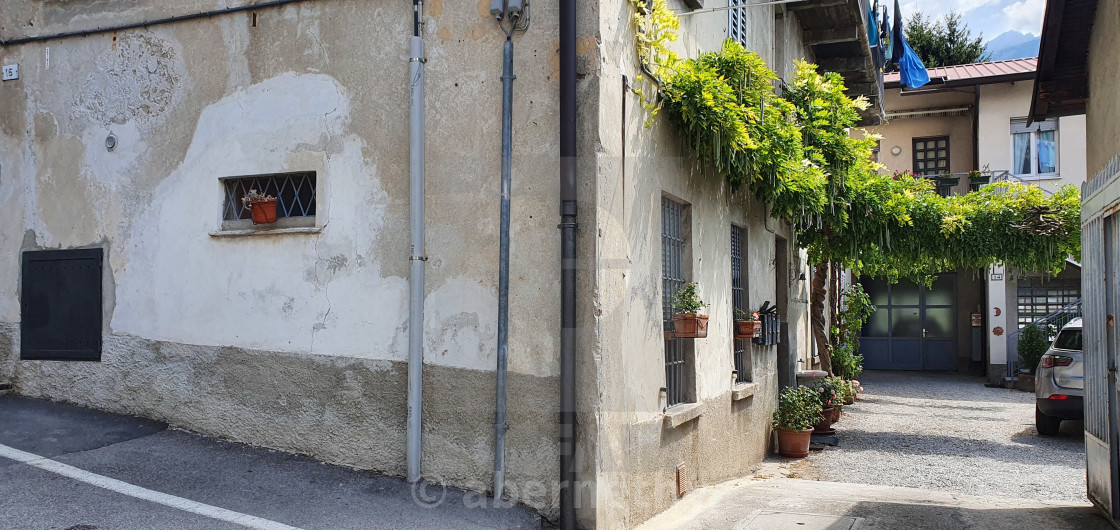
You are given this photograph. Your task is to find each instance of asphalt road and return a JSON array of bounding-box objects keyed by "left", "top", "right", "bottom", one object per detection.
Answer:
[{"left": 0, "top": 395, "right": 540, "bottom": 530}]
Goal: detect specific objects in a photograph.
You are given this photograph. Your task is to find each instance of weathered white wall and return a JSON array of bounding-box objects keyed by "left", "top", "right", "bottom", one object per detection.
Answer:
[
  {"left": 589, "top": 1, "right": 814, "bottom": 528},
  {"left": 0, "top": 0, "right": 583, "bottom": 516}
]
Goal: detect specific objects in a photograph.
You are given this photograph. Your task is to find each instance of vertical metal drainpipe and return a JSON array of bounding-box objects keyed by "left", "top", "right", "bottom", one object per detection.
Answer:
[
  {"left": 494, "top": 34, "right": 515, "bottom": 500},
  {"left": 558, "top": 0, "right": 578, "bottom": 528},
  {"left": 406, "top": 0, "right": 426, "bottom": 485}
]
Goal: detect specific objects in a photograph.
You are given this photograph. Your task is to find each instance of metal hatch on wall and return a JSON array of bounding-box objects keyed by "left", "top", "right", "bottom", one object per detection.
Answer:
[{"left": 859, "top": 274, "right": 957, "bottom": 371}]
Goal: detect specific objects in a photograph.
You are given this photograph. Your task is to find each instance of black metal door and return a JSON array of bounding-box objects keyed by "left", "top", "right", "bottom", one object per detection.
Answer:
[
  {"left": 21, "top": 248, "right": 103, "bottom": 361},
  {"left": 860, "top": 275, "right": 957, "bottom": 371}
]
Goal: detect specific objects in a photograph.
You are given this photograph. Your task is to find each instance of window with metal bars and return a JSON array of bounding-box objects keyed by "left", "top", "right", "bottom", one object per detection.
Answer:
[
  {"left": 221, "top": 172, "right": 316, "bottom": 223},
  {"left": 662, "top": 197, "right": 693, "bottom": 407},
  {"left": 1016, "top": 277, "right": 1080, "bottom": 328},
  {"left": 728, "top": 0, "right": 747, "bottom": 46},
  {"left": 731, "top": 224, "right": 750, "bottom": 383}
]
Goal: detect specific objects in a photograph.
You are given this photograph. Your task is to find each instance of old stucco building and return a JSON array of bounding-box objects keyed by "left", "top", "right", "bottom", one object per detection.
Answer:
[{"left": 0, "top": 1, "right": 879, "bottom": 527}]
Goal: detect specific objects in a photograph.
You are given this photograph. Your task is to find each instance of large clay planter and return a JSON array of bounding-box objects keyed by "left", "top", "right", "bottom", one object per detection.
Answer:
[
  {"left": 672, "top": 314, "right": 709, "bottom": 338},
  {"left": 813, "top": 407, "right": 835, "bottom": 435},
  {"left": 776, "top": 428, "right": 814, "bottom": 458},
  {"left": 831, "top": 405, "right": 842, "bottom": 423},
  {"left": 843, "top": 395, "right": 855, "bottom": 405},
  {"left": 249, "top": 198, "right": 279, "bottom": 224},
  {"left": 734, "top": 320, "right": 761, "bottom": 339}
]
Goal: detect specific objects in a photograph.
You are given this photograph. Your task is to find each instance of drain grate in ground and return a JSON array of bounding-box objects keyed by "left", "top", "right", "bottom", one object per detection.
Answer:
[{"left": 737, "top": 510, "right": 862, "bottom": 529}]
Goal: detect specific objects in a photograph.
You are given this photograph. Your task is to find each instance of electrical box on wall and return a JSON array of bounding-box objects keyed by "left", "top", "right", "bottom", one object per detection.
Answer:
[{"left": 2, "top": 64, "right": 18, "bottom": 81}]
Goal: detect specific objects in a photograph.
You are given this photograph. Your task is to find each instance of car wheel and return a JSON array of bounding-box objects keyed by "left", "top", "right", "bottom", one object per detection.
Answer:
[{"left": 1036, "top": 406, "right": 1062, "bottom": 436}]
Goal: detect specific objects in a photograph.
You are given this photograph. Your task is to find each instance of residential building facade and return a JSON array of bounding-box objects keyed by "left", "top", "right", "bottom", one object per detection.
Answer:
[
  {"left": 867, "top": 58, "right": 1086, "bottom": 383},
  {"left": 0, "top": 1, "right": 881, "bottom": 527}
]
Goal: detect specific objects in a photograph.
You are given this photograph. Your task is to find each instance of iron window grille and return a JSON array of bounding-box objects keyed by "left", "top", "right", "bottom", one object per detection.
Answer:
[
  {"left": 663, "top": 197, "right": 688, "bottom": 407},
  {"left": 1016, "top": 277, "right": 1080, "bottom": 329},
  {"left": 731, "top": 225, "right": 750, "bottom": 383},
  {"left": 222, "top": 172, "right": 316, "bottom": 221},
  {"left": 913, "top": 136, "right": 949, "bottom": 177}
]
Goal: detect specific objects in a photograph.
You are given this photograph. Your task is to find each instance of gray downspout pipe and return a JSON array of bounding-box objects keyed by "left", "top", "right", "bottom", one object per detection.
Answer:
[
  {"left": 406, "top": 0, "right": 426, "bottom": 485},
  {"left": 493, "top": 34, "right": 515, "bottom": 500},
  {"left": 558, "top": 0, "right": 578, "bottom": 528}
]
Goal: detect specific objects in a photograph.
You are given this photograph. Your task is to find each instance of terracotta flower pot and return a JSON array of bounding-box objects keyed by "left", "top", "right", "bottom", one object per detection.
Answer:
[
  {"left": 734, "top": 320, "right": 762, "bottom": 339},
  {"left": 776, "top": 428, "right": 814, "bottom": 458},
  {"left": 249, "top": 198, "right": 279, "bottom": 224},
  {"left": 844, "top": 395, "right": 855, "bottom": 405},
  {"left": 831, "top": 405, "right": 842, "bottom": 423},
  {"left": 672, "top": 314, "right": 709, "bottom": 338},
  {"left": 814, "top": 407, "right": 835, "bottom": 435}
]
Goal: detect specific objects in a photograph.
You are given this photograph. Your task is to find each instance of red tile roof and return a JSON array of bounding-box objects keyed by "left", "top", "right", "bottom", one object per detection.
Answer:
[{"left": 884, "top": 57, "right": 1037, "bottom": 86}]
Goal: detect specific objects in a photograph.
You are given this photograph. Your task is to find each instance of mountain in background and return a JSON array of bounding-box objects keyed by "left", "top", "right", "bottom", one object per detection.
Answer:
[{"left": 984, "top": 30, "right": 1041, "bottom": 61}]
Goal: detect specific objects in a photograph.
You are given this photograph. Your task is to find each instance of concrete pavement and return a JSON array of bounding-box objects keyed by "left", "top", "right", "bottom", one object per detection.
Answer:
[
  {"left": 635, "top": 460, "right": 1111, "bottom": 529},
  {"left": 0, "top": 395, "right": 540, "bottom": 529}
]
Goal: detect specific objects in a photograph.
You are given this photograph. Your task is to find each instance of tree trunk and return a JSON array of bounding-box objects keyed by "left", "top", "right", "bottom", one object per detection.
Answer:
[{"left": 811, "top": 261, "right": 833, "bottom": 375}]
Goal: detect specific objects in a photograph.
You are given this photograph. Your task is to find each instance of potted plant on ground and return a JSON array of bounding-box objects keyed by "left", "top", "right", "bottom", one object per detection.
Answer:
[
  {"left": 811, "top": 376, "right": 844, "bottom": 433},
  {"left": 242, "top": 189, "right": 279, "bottom": 225},
  {"left": 734, "top": 308, "right": 762, "bottom": 339},
  {"left": 670, "top": 283, "right": 708, "bottom": 339},
  {"left": 772, "top": 385, "right": 823, "bottom": 458},
  {"left": 1017, "top": 324, "right": 1049, "bottom": 392}
]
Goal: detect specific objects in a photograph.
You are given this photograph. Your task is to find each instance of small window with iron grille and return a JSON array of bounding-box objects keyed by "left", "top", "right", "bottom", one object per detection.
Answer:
[
  {"left": 662, "top": 196, "right": 695, "bottom": 408},
  {"left": 221, "top": 172, "right": 317, "bottom": 229},
  {"left": 731, "top": 224, "right": 751, "bottom": 383},
  {"left": 913, "top": 136, "right": 949, "bottom": 176}
]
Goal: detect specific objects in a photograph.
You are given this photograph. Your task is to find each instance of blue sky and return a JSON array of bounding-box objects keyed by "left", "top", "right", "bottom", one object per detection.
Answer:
[{"left": 897, "top": 0, "right": 1046, "bottom": 41}]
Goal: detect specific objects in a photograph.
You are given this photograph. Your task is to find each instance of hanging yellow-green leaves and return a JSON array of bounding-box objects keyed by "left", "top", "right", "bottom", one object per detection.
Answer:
[{"left": 628, "top": 3, "right": 1080, "bottom": 281}]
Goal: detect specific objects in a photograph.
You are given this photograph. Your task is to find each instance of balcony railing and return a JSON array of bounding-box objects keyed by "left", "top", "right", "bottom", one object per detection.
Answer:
[{"left": 922, "top": 170, "right": 1011, "bottom": 196}]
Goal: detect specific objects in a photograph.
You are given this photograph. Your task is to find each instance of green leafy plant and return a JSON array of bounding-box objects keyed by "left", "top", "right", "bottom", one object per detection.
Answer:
[
  {"left": 734, "top": 308, "right": 759, "bottom": 322},
  {"left": 1018, "top": 324, "right": 1050, "bottom": 375},
  {"left": 812, "top": 376, "right": 846, "bottom": 408},
  {"left": 830, "top": 284, "right": 875, "bottom": 380},
  {"left": 772, "top": 385, "right": 824, "bottom": 431},
  {"left": 670, "top": 283, "right": 707, "bottom": 315}
]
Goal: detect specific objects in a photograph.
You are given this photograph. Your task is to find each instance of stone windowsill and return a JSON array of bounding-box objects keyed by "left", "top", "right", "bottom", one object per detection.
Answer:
[
  {"left": 210, "top": 217, "right": 323, "bottom": 238},
  {"left": 663, "top": 402, "right": 703, "bottom": 429},
  {"left": 731, "top": 381, "right": 760, "bottom": 401}
]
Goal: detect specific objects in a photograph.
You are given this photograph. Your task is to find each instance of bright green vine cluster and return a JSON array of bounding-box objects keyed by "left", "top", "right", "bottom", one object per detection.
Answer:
[{"left": 627, "top": 1, "right": 1080, "bottom": 280}]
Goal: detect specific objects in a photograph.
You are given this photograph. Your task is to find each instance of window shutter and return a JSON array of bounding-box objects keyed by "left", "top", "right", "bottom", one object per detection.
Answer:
[{"left": 1011, "top": 117, "right": 1057, "bottom": 134}]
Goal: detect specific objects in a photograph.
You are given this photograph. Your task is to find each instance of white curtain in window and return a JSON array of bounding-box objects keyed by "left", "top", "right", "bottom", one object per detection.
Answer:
[
  {"left": 1037, "top": 131, "right": 1056, "bottom": 173},
  {"left": 1012, "top": 132, "right": 1032, "bottom": 174}
]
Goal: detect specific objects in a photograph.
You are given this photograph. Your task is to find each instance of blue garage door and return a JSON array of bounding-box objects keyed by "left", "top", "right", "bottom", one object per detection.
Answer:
[{"left": 859, "top": 275, "right": 957, "bottom": 371}]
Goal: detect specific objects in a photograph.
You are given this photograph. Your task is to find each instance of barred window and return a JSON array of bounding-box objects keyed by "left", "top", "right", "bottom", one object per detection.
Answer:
[
  {"left": 222, "top": 172, "right": 317, "bottom": 222},
  {"left": 662, "top": 197, "right": 694, "bottom": 407},
  {"left": 731, "top": 224, "right": 750, "bottom": 383},
  {"left": 1017, "top": 277, "right": 1080, "bottom": 328},
  {"left": 913, "top": 136, "right": 949, "bottom": 176}
]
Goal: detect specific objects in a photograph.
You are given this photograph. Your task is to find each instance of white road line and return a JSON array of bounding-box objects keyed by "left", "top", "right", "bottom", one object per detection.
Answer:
[{"left": 0, "top": 443, "right": 304, "bottom": 530}]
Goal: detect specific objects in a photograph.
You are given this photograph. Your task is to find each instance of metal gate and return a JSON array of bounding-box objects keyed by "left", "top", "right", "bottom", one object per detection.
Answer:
[
  {"left": 1083, "top": 156, "right": 1120, "bottom": 521},
  {"left": 859, "top": 274, "right": 957, "bottom": 371}
]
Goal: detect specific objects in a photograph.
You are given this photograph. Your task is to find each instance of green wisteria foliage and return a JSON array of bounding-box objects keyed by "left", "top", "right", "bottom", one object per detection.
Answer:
[{"left": 628, "top": 1, "right": 1079, "bottom": 281}]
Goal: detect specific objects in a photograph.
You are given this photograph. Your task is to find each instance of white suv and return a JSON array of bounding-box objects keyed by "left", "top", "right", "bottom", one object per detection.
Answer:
[{"left": 1035, "top": 318, "right": 1083, "bottom": 436}]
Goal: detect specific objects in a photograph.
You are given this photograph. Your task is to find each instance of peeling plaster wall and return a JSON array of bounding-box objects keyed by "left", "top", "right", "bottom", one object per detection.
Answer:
[
  {"left": 0, "top": 0, "right": 567, "bottom": 517},
  {"left": 589, "top": 2, "right": 815, "bottom": 528}
]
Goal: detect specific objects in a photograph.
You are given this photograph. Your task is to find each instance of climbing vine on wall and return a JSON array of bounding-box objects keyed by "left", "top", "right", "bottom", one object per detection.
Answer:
[{"left": 626, "top": 0, "right": 1080, "bottom": 281}]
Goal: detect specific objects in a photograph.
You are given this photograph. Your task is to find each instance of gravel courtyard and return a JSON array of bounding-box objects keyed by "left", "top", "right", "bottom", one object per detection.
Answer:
[{"left": 804, "top": 370, "right": 1088, "bottom": 502}]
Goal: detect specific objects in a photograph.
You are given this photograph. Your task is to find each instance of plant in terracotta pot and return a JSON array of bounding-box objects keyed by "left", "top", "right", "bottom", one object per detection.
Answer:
[
  {"left": 242, "top": 189, "right": 279, "bottom": 225},
  {"left": 670, "top": 283, "right": 708, "bottom": 339},
  {"left": 772, "top": 385, "right": 823, "bottom": 458},
  {"left": 811, "top": 376, "right": 844, "bottom": 433},
  {"left": 733, "top": 308, "right": 762, "bottom": 339}
]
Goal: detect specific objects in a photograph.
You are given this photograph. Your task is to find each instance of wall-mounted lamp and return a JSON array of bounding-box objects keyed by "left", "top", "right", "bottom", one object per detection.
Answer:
[
  {"left": 105, "top": 134, "right": 117, "bottom": 152},
  {"left": 890, "top": 145, "right": 902, "bottom": 156}
]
